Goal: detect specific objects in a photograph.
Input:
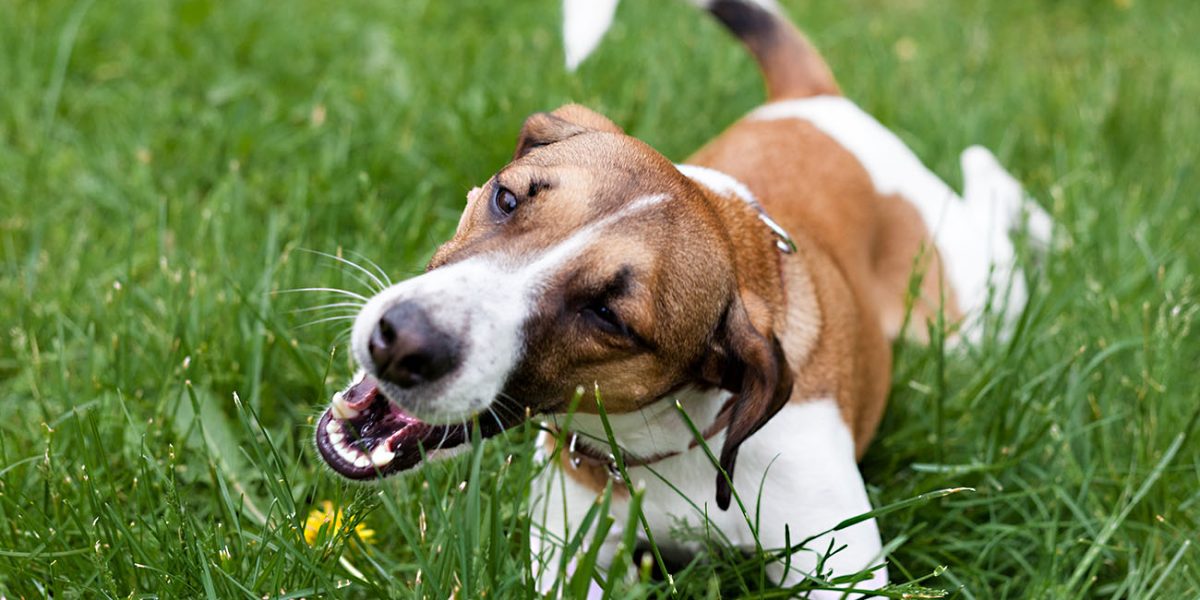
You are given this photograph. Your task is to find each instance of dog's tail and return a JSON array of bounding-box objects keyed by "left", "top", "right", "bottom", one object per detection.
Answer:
[
  {"left": 703, "top": 0, "right": 839, "bottom": 99},
  {"left": 563, "top": 0, "right": 839, "bottom": 100}
]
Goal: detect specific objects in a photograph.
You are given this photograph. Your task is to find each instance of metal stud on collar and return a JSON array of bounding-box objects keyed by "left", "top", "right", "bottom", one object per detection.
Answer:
[
  {"left": 739, "top": 190, "right": 796, "bottom": 255},
  {"left": 605, "top": 455, "right": 624, "bottom": 483},
  {"left": 566, "top": 433, "right": 625, "bottom": 483},
  {"left": 758, "top": 212, "right": 797, "bottom": 254},
  {"left": 568, "top": 433, "right": 582, "bottom": 469}
]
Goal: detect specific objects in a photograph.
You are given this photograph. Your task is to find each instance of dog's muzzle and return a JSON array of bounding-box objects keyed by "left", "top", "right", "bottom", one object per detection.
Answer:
[
  {"left": 315, "top": 266, "right": 531, "bottom": 480},
  {"left": 368, "top": 301, "right": 462, "bottom": 389},
  {"left": 314, "top": 368, "right": 522, "bottom": 479}
]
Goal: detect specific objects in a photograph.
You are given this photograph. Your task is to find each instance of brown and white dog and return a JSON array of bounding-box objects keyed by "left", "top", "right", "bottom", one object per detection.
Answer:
[{"left": 314, "top": 0, "right": 1050, "bottom": 595}]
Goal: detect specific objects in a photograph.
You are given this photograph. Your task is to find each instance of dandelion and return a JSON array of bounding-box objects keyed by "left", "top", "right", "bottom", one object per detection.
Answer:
[{"left": 303, "top": 501, "right": 375, "bottom": 548}]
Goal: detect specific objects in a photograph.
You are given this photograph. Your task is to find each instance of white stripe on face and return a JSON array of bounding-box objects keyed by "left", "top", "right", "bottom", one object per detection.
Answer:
[{"left": 351, "top": 194, "right": 669, "bottom": 423}]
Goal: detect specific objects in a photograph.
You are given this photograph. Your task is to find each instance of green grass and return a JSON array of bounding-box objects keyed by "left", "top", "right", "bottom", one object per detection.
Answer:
[{"left": 2, "top": 0, "right": 1198, "bottom": 596}]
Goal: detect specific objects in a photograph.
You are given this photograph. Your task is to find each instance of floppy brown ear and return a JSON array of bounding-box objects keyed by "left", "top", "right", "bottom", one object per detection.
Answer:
[
  {"left": 513, "top": 104, "right": 623, "bottom": 159},
  {"left": 711, "top": 292, "right": 794, "bottom": 511}
]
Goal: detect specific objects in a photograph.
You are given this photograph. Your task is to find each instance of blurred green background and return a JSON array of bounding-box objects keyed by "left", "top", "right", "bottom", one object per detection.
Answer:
[{"left": 1, "top": 0, "right": 1197, "bottom": 597}]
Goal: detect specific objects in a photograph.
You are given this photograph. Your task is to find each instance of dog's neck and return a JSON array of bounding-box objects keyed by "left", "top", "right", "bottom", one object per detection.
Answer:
[
  {"left": 547, "top": 386, "right": 733, "bottom": 461},
  {"left": 545, "top": 166, "right": 796, "bottom": 465},
  {"left": 677, "top": 164, "right": 792, "bottom": 330}
]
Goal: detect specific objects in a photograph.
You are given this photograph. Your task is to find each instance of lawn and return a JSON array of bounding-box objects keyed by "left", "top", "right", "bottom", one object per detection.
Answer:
[{"left": 1, "top": 0, "right": 1198, "bottom": 597}]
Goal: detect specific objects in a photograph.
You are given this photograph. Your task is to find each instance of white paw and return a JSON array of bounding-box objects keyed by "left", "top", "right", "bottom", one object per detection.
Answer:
[{"left": 956, "top": 145, "right": 1053, "bottom": 342}]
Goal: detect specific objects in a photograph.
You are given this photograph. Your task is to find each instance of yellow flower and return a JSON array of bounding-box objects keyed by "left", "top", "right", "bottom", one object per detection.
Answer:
[{"left": 303, "top": 501, "right": 375, "bottom": 548}]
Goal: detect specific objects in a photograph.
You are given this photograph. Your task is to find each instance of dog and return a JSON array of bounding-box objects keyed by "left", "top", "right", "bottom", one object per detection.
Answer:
[{"left": 313, "top": 0, "right": 1050, "bottom": 595}]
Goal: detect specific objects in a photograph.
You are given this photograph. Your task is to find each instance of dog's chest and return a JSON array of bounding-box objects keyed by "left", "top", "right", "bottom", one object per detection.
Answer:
[{"left": 614, "top": 399, "right": 872, "bottom": 552}]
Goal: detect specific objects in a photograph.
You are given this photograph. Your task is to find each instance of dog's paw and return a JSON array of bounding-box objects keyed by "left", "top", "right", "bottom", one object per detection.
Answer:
[{"left": 953, "top": 146, "right": 1055, "bottom": 343}]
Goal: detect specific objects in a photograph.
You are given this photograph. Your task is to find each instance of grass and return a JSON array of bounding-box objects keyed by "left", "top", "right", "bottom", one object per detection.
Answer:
[{"left": 1, "top": 0, "right": 1198, "bottom": 596}]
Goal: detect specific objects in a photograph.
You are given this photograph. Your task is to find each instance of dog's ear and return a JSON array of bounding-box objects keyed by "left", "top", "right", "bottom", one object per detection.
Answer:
[
  {"left": 704, "top": 291, "right": 794, "bottom": 511},
  {"left": 513, "top": 104, "right": 623, "bottom": 159}
]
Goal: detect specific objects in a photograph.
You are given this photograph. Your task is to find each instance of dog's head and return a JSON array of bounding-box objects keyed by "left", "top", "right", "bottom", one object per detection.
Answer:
[{"left": 315, "top": 105, "right": 792, "bottom": 507}]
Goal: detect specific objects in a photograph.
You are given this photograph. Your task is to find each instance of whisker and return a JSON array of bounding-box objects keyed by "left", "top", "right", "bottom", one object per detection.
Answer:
[
  {"left": 333, "top": 328, "right": 354, "bottom": 347},
  {"left": 289, "top": 302, "right": 365, "bottom": 314},
  {"left": 496, "top": 397, "right": 525, "bottom": 422},
  {"left": 499, "top": 393, "right": 534, "bottom": 421},
  {"left": 299, "top": 248, "right": 389, "bottom": 293},
  {"left": 294, "top": 315, "right": 359, "bottom": 330},
  {"left": 292, "top": 310, "right": 361, "bottom": 322},
  {"left": 487, "top": 405, "right": 507, "bottom": 434},
  {"left": 275, "top": 287, "right": 371, "bottom": 302},
  {"left": 316, "top": 263, "right": 381, "bottom": 296},
  {"left": 344, "top": 248, "right": 395, "bottom": 287},
  {"left": 637, "top": 404, "right": 661, "bottom": 455}
]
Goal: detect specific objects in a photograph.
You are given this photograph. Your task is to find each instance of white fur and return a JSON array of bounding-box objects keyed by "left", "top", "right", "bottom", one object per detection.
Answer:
[
  {"left": 530, "top": 449, "right": 630, "bottom": 595},
  {"left": 550, "top": 387, "right": 731, "bottom": 459},
  {"left": 676, "top": 163, "right": 757, "bottom": 205},
  {"left": 750, "top": 96, "right": 1047, "bottom": 340},
  {"left": 352, "top": 256, "right": 529, "bottom": 423},
  {"left": 532, "top": 398, "right": 886, "bottom": 597},
  {"left": 352, "top": 194, "right": 669, "bottom": 423}
]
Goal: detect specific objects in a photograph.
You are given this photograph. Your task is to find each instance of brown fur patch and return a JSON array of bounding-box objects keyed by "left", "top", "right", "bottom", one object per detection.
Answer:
[
  {"left": 431, "top": 99, "right": 956, "bottom": 464},
  {"left": 688, "top": 116, "right": 958, "bottom": 456}
]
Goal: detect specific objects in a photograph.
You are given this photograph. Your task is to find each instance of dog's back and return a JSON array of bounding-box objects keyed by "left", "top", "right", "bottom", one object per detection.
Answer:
[
  {"left": 705, "top": 0, "right": 1049, "bottom": 342},
  {"left": 566, "top": 0, "right": 1050, "bottom": 452},
  {"left": 569, "top": 0, "right": 1048, "bottom": 346}
]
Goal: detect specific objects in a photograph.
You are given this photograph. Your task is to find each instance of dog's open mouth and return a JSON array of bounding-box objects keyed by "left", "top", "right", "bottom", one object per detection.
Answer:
[{"left": 314, "top": 373, "right": 513, "bottom": 480}]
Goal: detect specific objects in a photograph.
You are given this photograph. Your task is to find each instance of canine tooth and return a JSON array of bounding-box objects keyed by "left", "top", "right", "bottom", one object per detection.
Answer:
[
  {"left": 330, "top": 392, "right": 360, "bottom": 419},
  {"left": 354, "top": 455, "right": 370, "bottom": 469},
  {"left": 371, "top": 445, "right": 396, "bottom": 467}
]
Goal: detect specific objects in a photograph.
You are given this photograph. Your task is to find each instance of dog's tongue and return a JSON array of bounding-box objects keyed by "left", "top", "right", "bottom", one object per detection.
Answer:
[{"left": 314, "top": 374, "right": 513, "bottom": 480}]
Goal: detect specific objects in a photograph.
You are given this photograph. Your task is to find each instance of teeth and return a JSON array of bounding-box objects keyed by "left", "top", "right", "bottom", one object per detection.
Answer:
[
  {"left": 327, "top": 421, "right": 362, "bottom": 464},
  {"left": 333, "top": 435, "right": 366, "bottom": 466},
  {"left": 330, "top": 392, "right": 360, "bottom": 420},
  {"left": 335, "top": 444, "right": 359, "bottom": 466},
  {"left": 322, "top": 395, "right": 401, "bottom": 472},
  {"left": 324, "top": 422, "right": 347, "bottom": 447},
  {"left": 371, "top": 444, "right": 396, "bottom": 467}
]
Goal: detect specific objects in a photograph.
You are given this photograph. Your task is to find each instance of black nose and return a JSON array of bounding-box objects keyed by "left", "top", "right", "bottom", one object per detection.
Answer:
[{"left": 369, "top": 302, "right": 461, "bottom": 388}]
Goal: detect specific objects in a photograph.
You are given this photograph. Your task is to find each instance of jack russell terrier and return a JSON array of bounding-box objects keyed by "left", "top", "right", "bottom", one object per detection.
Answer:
[{"left": 313, "top": 0, "right": 1051, "bottom": 594}]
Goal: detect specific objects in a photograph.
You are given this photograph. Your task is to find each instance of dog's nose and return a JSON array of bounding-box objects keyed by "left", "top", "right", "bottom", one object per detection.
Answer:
[{"left": 369, "top": 302, "right": 461, "bottom": 388}]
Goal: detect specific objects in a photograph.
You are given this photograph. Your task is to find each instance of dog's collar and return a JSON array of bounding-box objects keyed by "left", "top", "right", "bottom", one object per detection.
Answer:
[
  {"left": 753, "top": 202, "right": 798, "bottom": 254},
  {"left": 559, "top": 395, "right": 736, "bottom": 482},
  {"left": 675, "top": 163, "right": 796, "bottom": 254}
]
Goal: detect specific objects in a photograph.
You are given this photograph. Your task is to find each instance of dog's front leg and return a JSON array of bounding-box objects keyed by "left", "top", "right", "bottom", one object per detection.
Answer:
[
  {"left": 529, "top": 458, "right": 631, "bottom": 598},
  {"left": 731, "top": 399, "right": 889, "bottom": 597}
]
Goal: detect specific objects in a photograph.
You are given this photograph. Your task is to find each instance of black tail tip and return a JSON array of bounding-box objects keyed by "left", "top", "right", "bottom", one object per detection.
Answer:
[{"left": 708, "top": 0, "right": 778, "bottom": 41}]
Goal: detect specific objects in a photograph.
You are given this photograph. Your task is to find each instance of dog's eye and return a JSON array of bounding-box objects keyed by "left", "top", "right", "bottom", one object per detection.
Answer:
[
  {"left": 582, "top": 303, "right": 624, "bottom": 335},
  {"left": 492, "top": 185, "right": 519, "bottom": 217}
]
